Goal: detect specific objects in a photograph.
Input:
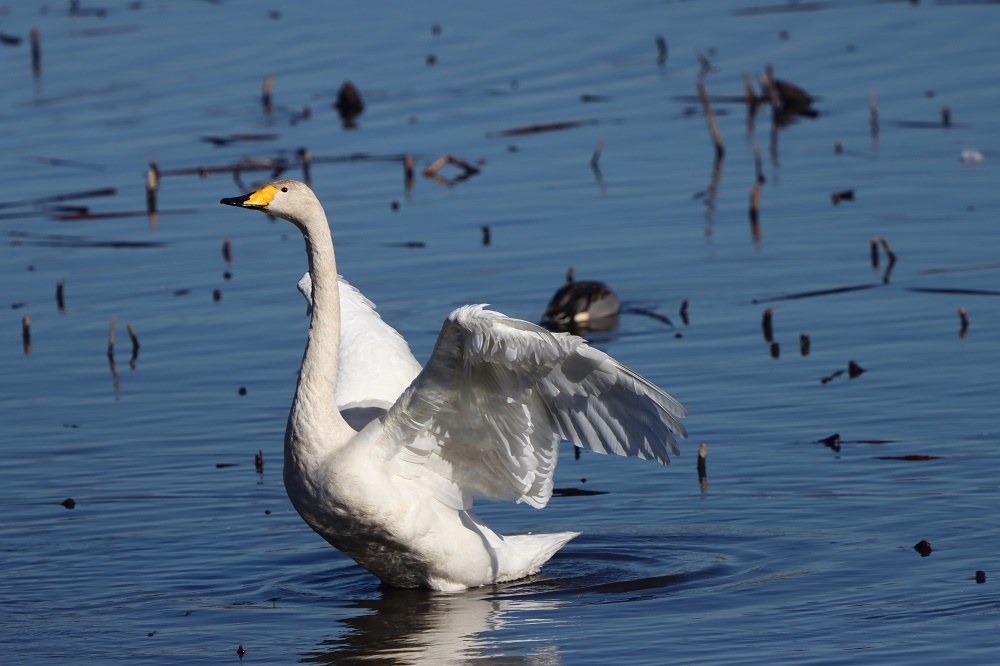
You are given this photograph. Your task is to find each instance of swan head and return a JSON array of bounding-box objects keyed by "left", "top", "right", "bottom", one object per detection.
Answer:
[{"left": 220, "top": 180, "right": 324, "bottom": 230}]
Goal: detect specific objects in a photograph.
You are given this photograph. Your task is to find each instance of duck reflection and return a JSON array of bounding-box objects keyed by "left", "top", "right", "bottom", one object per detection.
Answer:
[{"left": 302, "top": 586, "right": 566, "bottom": 665}]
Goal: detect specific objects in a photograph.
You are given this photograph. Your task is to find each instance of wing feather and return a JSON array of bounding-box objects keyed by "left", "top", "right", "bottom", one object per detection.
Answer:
[{"left": 379, "top": 305, "right": 686, "bottom": 510}]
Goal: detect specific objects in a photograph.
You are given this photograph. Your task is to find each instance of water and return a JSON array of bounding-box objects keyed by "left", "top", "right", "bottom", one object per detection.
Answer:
[{"left": 2, "top": 0, "right": 1000, "bottom": 663}]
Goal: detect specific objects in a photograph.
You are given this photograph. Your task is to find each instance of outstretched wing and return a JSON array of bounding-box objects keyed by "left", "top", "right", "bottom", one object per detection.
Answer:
[{"left": 378, "top": 305, "right": 687, "bottom": 510}]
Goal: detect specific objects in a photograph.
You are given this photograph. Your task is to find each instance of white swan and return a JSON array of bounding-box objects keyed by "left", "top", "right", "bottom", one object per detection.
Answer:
[{"left": 220, "top": 180, "right": 688, "bottom": 591}]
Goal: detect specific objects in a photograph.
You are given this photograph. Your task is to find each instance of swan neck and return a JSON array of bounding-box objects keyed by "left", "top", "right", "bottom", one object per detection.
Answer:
[{"left": 287, "top": 212, "right": 351, "bottom": 463}]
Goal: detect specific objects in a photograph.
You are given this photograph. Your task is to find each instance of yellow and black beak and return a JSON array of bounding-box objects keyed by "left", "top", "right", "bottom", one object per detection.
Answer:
[{"left": 220, "top": 183, "right": 278, "bottom": 210}]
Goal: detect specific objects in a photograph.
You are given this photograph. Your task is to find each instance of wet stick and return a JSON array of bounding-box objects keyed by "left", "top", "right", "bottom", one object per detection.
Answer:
[
  {"left": 749, "top": 184, "right": 761, "bottom": 242},
  {"left": 222, "top": 237, "right": 232, "bottom": 263},
  {"left": 262, "top": 75, "right": 274, "bottom": 114},
  {"left": 22, "top": 315, "right": 31, "bottom": 354},
  {"left": 762, "top": 308, "right": 774, "bottom": 342},
  {"left": 56, "top": 280, "right": 65, "bottom": 311},
  {"left": 299, "top": 147, "right": 312, "bottom": 185},
  {"left": 959, "top": 307, "right": 969, "bottom": 338},
  {"left": 697, "top": 78, "right": 725, "bottom": 160},
  {"left": 145, "top": 161, "right": 159, "bottom": 216},
  {"left": 127, "top": 323, "right": 140, "bottom": 368},
  {"left": 31, "top": 28, "right": 41, "bottom": 78},
  {"left": 869, "top": 91, "right": 879, "bottom": 150},
  {"left": 404, "top": 154, "right": 415, "bottom": 191},
  {"left": 870, "top": 237, "right": 880, "bottom": 269},
  {"left": 697, "top": 442, "right": 708, "bottom": 493},
  {"left": 107, "top": 316, "right": 116, "bottom": 361}
]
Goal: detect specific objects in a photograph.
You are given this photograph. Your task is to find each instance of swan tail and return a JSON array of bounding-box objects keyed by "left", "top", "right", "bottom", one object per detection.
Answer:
[{"left": 496, "top": 531, "right": 580, "bottom": 582}]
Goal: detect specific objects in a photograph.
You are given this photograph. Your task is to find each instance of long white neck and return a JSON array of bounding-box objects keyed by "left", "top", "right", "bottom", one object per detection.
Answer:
[{"left": 285, "top": 206, "right": 354, "bottom": 471}]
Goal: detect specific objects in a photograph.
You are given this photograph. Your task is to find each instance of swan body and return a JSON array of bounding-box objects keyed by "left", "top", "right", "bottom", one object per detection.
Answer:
[{"left": 221, "top": 180, "right": 687, "bottom": 591}]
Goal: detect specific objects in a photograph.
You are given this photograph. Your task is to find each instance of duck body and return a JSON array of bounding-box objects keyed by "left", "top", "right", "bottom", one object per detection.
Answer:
[{"left": 221, "top": 180, "right": 686, "bottom": 591}]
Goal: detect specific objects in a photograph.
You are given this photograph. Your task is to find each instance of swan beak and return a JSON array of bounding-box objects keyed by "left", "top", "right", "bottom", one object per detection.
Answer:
[{"left": 220, "top": 183, "right": 278, "bottom": 210}]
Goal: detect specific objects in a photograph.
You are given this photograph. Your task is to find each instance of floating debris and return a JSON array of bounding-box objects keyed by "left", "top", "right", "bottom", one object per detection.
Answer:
[
  {"left": 800, "top": 333, "right": 811, "bottom": 356},
  {"left": 222, "top": 237, "right": 232, "bottom": 263},
  {"left": 959, "top": 307, "right": 969, "bottom": 338},
  {"left": 238, "top": 387, "right": 247, "bottom": 396},
  {"left": 61, "top": 498, "right": 76, "bottom": 510},
  {"left": 820, "top": 369, "right": 844, "bottom": 384},
  {"left": 422, "top": 154, "right": 481, "bottom": 185},
  {"left": 831, "top": 189, "right": 854, "bottom": 205},
  {"left": 913, "top": 540, "right": 933, "bottom": 557},
  {"left": 959, "top": 149, "right": 984, "bottom": 165}
]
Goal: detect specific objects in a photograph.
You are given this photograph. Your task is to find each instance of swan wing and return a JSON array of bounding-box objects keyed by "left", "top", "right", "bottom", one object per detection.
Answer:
[{"left": 379, "top": 305, "right": 687, "bottom": 510}]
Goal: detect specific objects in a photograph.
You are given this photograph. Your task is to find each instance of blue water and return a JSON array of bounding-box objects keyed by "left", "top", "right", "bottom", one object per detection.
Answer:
[{"left": 2, "top": 1, "right": 1000, "bottom": 663}]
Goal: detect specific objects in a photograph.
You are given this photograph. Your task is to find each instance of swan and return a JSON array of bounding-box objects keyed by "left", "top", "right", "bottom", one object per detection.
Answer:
[{"left": 220, "top": 180, "right": 688, "bottom": 591}]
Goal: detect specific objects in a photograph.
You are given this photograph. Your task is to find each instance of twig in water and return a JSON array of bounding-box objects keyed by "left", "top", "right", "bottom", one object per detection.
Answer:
[
  {"left": 22, "top": 315, "right": 31, "bottom": 354},
  {"left": 655, "top": 35, "right": 668, "bottom": 66},
  {"left": 56, "top": 280, "right": 65, "bottom": 311},
  {"left": 870, "top": 237, "right": 880, "bottom": 269},
  {"left": 749, "top": 184, "right": 761, "bottom": 242},
  {"left": 222, "top": 237, "right": 232, "bottom": 264},
  {"left": 262, "top": 75, "right": 274, "bottom": 114},
  {"left": 31, "top": 28, "right": 41, "bottom": 78},
  {"left": 869, "top": 91, "right": 879, "bottom": 150},
  {"left": 679, "top": 299, "right": 689, "bottom": 325},
  {"left": 146, "top": 161, "right": 159, "bottom": 219},
  {"left": 590, "top": 138, "right": 604, "bottom": 174},
  {"left": 404, "top": 154, "right": 415, "bottom": 191},
  {"left": 298, "top": 147, "right": 312, "bottom": 185},
  {"left": 127, "top": 323, "right": 139, "bottom": 369},
  {"left": 959, "top": 307, "right": 969, "bottom": 338},
  {"left": 762, "top": 307, "right": 774, "bottom": 342},
  {"left": 697, "top": 78, "right": 725, "bottom": 160},
  {"left": 800, "top": 333, "right": 811, "bottom": 356},
  {"left": 107, "top": 317, "right": 116, "bottom": 361},
  {"left": 697, "top": 443, "right": 708, "bottom": 493}
]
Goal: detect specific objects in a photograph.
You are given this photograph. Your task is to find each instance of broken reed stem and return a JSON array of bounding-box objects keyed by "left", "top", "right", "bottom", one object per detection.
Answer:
[
  {"left": 31, "top": 28, "right": 41, "bottom": 78},
  {"left": 869, "top": 91, "right": 879, "bottom": 148},
  {"left": 107, "top": 316, "right": 116, "bottom": 360},
  {"left": 697, "top": 442, "right": 708, "bottom": 492},
  {"left": 299, "top": 147, "right": 312, "bottom": 185},
  {"left": 762, "top": 307, "right": 774, "bottom": 342},
  {"left": 870, "top": 237, "right": 880, "bottom": 269},
  {"left": 262, "top": 75, "right": 274, "bottom": 114},
  {"left": 591, "top": 138, "right": 605, "bottom": 171},
  {"left": 800, "top": 333, "right": 811, "bottom": 356},
  {"left": 145, "top": 161, "right": 159, "bottom": 215},
  {"left": 743, "top": 72, "right": 757, "bottom": 108},
  {"left": 753, "top": 139, "right": 764, "bottom": 184},
  {"left": 127, "top": 323, "right": 140, "bottom": 367},
  {"left": 879, "top": 237, "right": 897, "bottom": 264},
  {"left": 56, "top": 280, "right": 65, "bottom": 311},
  {"left": 941, "top": 106, "right": 951, "bottom": 128},
  {"left": 764, "top": 63, "right": 780, "bottom": 109},
  {"left": 655, "top": 34, "right": 668, "bottom": 66},
  {"left": 403, "top": 154, "right": 415, "bottom": 191},
  {"left": 958, "top": 307, "right": 969, "bottom": 337},
  {"left": 679, "top": 299, "right": 689, "bottom": 325},
  {"left": 222, "top": 237, "right": 232, "bottom": 263},
  {"left": 749, "top": 184, "right": 761, "bottom": 243},
  {"left": 696, "top": 78, "right": 725, "bottom": 160},
  {"left": 22, "top": 315, "right": 31, "bottom": 354}
]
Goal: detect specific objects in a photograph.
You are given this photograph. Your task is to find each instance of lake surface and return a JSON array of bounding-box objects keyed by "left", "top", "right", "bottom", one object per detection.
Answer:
[{"left": 2, "top": 0, "right": 999, "bottom": 663}]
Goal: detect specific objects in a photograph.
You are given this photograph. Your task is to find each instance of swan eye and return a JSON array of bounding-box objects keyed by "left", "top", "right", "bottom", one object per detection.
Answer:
[{"left": 281, "top": 187, "right": 288, "bottom": 192}]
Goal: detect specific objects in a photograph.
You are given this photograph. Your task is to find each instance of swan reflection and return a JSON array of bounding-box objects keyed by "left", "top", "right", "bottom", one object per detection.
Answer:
[{"left": 302, "top": 585, "right": 567, "bottom": 664}]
